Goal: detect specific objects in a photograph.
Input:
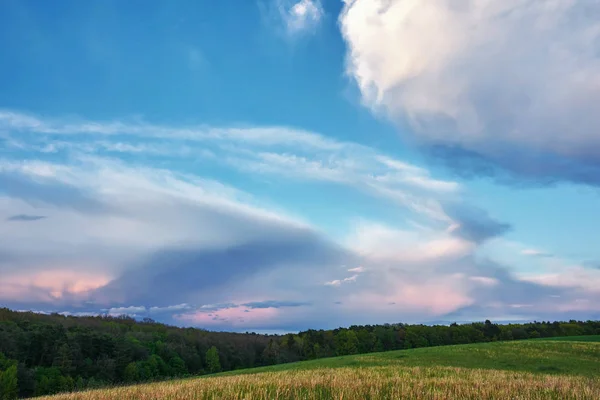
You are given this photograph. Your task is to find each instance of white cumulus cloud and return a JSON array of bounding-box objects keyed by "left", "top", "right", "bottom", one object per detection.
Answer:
[{"left": 340, "top": 0, "right": 600, "bottom": 180}]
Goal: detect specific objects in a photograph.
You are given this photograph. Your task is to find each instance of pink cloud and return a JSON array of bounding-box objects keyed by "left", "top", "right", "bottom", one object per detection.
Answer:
[
  {"left": 175, "top": 306, "right": 279, "bottom": 327},
  {"left": 345, "top": 274, "right": 474, "bottom": 316},
  {"left": 347, "top": 222, "right": 473, "bottom": 263},
  {"left": 469, "top": 276, "right": 499, "bottom": 286},
  {"left": 519, "top": 266, "right": 600, "bottom": 293},
  {"left": 0, "top": 269, "right": 110, "bottom": 302}
]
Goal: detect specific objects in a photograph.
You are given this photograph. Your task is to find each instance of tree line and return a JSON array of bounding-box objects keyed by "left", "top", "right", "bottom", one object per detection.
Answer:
[{"left": 0, "top": 307, "right": 598, "bottom": 398}]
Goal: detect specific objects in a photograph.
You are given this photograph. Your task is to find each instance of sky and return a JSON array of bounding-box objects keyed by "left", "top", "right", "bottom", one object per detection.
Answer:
[{"left": 1, "top": 0, "right": 599, "bottom": 333}]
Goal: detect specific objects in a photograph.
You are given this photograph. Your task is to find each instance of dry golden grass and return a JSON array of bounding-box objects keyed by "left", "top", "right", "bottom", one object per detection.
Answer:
[{"left": 40, "top": 365, "right": 600, "bottom": 400}]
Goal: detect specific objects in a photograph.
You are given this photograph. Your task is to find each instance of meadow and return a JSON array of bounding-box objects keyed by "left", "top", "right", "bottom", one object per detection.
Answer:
[{"left": 40, "top": 337, "right": 600, "bottom": 400}]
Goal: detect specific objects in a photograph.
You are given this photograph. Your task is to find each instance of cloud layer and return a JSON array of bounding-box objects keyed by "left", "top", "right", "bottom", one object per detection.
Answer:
[
  {"left": 340, "top": 0, "right": 600, "bottom": 184},
  {"left": 1, "top": 110, "right": 598, "bottom": 331}
]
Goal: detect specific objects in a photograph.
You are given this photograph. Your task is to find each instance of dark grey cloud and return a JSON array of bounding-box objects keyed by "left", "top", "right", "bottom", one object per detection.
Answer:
[
  {"left": 92, "top": 231, "right": 353, "bottom": 308},
  {"left": 444, "top": 203, "right": 511, "bottom": 243},
  {"left": 426, "top": 144, "right": 600, "bottom": 187},
  {"left": 242, "top": 300, "right": 311, "bottom": 309},
  {"left": 5, "top": 253, "right": 594, "bottom": 333},
  {"left": 583, "top": 260, "right": 600, "bottom": 270},
  {"left": 6, "top": 214, "right": 46, "bottom": 222},
  {"left": 438, "top": 260, "right": 586, "bottom": 323},
  {"left": 469, "top": 261, "right": 558, "bottom": 303},
  {"left": 444, "top": 304, "right": 600, "bottom": 325}
]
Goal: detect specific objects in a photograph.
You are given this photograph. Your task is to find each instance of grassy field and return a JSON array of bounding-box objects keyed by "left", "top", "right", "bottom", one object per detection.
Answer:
[
  {"left": 541, "top": 335, "right": 600, "bottom": 342},
  {"left": 41, "top": 336, "right": 600, "bottom": 400}
]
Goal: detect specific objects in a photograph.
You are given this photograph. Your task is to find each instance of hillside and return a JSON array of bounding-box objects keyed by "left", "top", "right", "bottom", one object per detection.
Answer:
[
  {"left": 0, "top": 309, "right": 273, "bottom": 398},
  {"left": 40, "top": 337, "right": 600, "bottom": 400},
  {"left": 1, "top": 308, "right": 599, "bottom": 398}
]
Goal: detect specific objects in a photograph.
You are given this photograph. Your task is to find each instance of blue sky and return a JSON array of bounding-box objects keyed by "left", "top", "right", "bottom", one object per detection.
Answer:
[{"left": 1, "top": 0, "right": 599, "bottom": 332}]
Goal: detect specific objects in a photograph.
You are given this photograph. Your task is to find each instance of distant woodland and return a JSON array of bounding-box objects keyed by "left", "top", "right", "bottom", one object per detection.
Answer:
[{"left": 0, "top": 307, "right": 598, "bottom": 398}]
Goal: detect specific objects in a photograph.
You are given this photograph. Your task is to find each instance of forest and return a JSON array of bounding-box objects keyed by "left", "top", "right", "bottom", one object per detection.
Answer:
[{"left": 0, "top": 307, "right": 599, "bottom": 398}]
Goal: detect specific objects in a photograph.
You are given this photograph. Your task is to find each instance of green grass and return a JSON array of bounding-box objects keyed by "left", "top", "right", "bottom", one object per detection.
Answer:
[
  {"left": 541, "top": 335, "right": 600, "bottom": 342},
  {"left": 42, "top": 336, "right": 600, "bottom": 400},
  {"left": 215, "top": 335, "right": 600, "bottom": 378}
]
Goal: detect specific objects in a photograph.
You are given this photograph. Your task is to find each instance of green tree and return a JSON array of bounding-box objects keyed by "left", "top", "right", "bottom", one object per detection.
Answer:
[
  {"left": 34, "top": 375, "right": 51, "bottom": 396},
  {"left": 123, "top": 362, "right": 139, "bottom": 382},
  {"left": 34, "top": 367, "right": 64, "bottom": 396},
  {"left": 334, "top": 330, "right": 359, "bottom": 356},
  {"left": 262, "top": 339, "right": 281, "bottom": 365},
  {"left": 499, "top": 328, "right": 514, "bottom": 341},
  {"left": 75, "top": 376, "right": 85, "bottom": 390},
  {"left": 356, "top": 329, "right": 376, "bottom": 354},
  {"left": 405, "top": 329, "right": 429, "bottom": 348},
  {"left": 145, "top": 355, "right": 160, "bottom": 378},
  {"left": 168, "top": 356, "right": 187, "bottom": 376},
  {"left": 0, "top": 364, "right": 18, "bottom": 400},
  {"left": 205, "top": 346, "right": 221, "bottom": 373},
  {"left": 17, "top": 363, "right": 35, "bottom": 398},
  {"left": 86, "top": 377, "right": 102, "bottom": 389},
  {"left": 483, "top": 320, "right": 501, "bottom": 340},
  {"left": 52, "top": 343, "right": 73, "bottom": 375},
  {"left": 529, "top": 330, "right": 541, "bottom": 339},
  {"left": 96, "top": 356, "right": 116, "bottom": 383}
]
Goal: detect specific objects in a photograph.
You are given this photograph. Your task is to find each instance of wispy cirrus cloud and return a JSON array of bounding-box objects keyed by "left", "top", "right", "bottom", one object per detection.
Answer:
[
  {"left": 325, "top": 274, "right": 359, "bottom": 287},
  {"left": 0, "top": 109, "right": 459, "bottom": 223},
  {"left": 347, "top": 266, "right": 364, "bottom": 273},
  {"left": 521, "top": 248, "right": 554, "bottom": 258},
  {"left": 260, "top": 0, "right": 324, "bottom": 38},
  {"left": 282, "top": 0, "right": 323, "bottom": 36},
  {"left": 242, "top": 300, "right": 311, "bottom": 309}
]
